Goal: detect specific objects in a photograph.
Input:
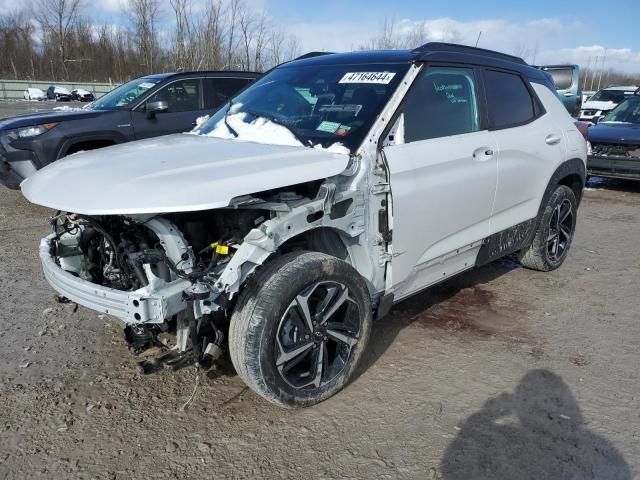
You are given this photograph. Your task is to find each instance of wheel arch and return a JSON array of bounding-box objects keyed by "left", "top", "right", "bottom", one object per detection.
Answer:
[
  {"left": 475, "top": 158, "right": 585, "bottom": 266},
  {"left": 58, "top": 135, "right": 125, "bottom": 159},
  {"left": 548, "top": 158, "right": 586, "bottom": 206},
  {"left": 277, "top": 226, "right": 353, "bottom": 264}
]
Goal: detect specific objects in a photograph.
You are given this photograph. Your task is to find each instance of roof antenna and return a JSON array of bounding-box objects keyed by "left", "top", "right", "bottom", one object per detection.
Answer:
[{"left": 475, "top": 31, "right": 482, "bottom": 47}]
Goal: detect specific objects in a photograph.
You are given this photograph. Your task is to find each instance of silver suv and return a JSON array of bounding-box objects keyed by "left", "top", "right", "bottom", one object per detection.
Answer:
[{"left": 23, "top": 43, "right": 587, "bottom": 407}]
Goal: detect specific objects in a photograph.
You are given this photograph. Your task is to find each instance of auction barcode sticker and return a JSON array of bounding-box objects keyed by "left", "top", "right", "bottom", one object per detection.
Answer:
[{"left": 339, "top": 72, "right": 396, "bottom": 84}]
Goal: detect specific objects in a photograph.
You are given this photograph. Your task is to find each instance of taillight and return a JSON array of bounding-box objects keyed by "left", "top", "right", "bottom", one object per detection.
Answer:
[{"left": 574, "top": 121, "right": 589, "bottom": 140}]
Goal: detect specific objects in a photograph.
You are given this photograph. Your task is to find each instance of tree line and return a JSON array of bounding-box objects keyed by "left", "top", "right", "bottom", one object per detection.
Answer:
[
  {"left": 0, "top": 0, "right": 302, "bottom": 83},
  {"left": 2, "top": 5, "right": 639, "bottom": 89}
]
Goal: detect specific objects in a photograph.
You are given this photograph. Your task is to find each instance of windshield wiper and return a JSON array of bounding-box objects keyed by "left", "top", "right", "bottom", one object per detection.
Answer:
[
  {"left": 224, "top": 100, "right": 239, "bottom": 138},
  {"left": 243, "top": 109, "right": 313, "bottom": 147}
]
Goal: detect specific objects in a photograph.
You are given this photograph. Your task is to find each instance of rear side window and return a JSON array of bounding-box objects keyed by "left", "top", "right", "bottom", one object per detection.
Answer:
[
  {"left": 484, "top": 70, "right": 536, "bottom": 129},
  {"left": 402, "top": 67, "right": 480, "bottom": 142},
  {"left": 544, "top": 68, "right": 573, "bottom": 90},
  {"left": 204, "top": 77, "right": 253, "bottom": 109}
]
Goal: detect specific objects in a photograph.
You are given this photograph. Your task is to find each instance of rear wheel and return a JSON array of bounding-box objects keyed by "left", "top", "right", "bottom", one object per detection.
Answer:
[
  {"left": 229, "top": 251, "right": 372, "bottom": 407},
  {"left": 518, "top": 185, "right": 577, "bottom": 271}
]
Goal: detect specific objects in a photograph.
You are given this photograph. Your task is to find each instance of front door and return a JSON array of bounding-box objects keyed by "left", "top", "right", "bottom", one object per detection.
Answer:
[
  {"left": 132, "top": 78, "right": 207, "bottom": 139},
  {"left": 382, "top": 66, "right": 498, "bottom": 299}
]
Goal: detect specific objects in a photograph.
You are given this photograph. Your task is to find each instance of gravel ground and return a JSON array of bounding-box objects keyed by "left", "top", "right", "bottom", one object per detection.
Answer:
[
  {"left": 0, "top": 100, "right": 638, "bottom": 479},
  {"left": 0, "top": 100, "right": 87, "bottom": 118}
]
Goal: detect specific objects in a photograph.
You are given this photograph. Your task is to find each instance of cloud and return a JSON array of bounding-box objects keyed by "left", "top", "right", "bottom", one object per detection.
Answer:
[{"left": 286, "top": 16, "right": 640, "bottom": 73}]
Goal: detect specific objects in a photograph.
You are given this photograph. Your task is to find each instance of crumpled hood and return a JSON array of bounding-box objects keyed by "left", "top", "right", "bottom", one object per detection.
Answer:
[
  {"left": 582, "top": 100, "right": 618, "bottom": 111},
  {"left": 21, "top": 133, "right": 350, "bottom": 215}
]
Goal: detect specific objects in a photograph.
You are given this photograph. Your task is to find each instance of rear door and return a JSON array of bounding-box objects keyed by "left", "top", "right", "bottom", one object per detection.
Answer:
[
  {"left": 131, "top": 78, "right": 207, "bottom": 139},
  {"left": 539, "top": 65, "right": 581, "bottom": 116},
  {"left": 484, "top": 69, "right": 566, "bottom": 234},
  {"left": 383, "top": 65, "right": 498, "bottom": 298}
]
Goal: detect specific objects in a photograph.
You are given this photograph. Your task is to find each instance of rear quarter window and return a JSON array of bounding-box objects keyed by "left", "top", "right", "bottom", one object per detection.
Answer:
[{"left": 484, "top": 70, "right": 536, "bottom": 129}]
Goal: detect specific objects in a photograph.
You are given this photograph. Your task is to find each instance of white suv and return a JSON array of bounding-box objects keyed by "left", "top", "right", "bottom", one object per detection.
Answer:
[{"left": 22, "top": 43, "right": 587, "bottom": 407}]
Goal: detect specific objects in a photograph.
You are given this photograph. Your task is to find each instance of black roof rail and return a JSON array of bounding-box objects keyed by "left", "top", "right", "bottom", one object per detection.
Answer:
[
  {"left": 413, "top": 42, "right": 527, "bottom": 65},
  {"left": 294, "top": 51, "right": 335, "bottom": 61}
]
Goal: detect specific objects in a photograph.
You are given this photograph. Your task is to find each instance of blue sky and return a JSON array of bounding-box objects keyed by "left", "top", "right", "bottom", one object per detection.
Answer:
[
  {"left": 262, "top": 0, "right": 640, "bottom": 53},
  {"left": 9, "top": 0, "right": 637, "bottom": 72}
]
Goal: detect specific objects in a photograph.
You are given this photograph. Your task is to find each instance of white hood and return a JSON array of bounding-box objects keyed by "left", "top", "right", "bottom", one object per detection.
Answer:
[
  {"left": 21, "top": 134, "right": 350, "bottom": 215},
  {"left": 582, "top": 100, "right": 617, "bottom": 111}
]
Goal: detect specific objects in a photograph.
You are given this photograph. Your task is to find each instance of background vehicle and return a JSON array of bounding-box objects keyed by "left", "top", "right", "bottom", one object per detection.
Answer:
[
  {"left": 579, "top": 86, "right": 638, "bottom": 122},
  {"left": 587, "top": 93, "right": 640, "bottom": 180},
  {"left": 46, "top": 86, "right": 72, "bottom": 101},
  {"left": 22, "top": 43, "right": 586, "bottom": 408},
  {"left": 71, "top": 88, "right": 95, "bottom": 102},
  {"left": 0, "top": 71, "right": 258, "bottom": 188},
  {"left": 23, "top": 88, "right": 46, "bottom": 101},
  {"left": 538, "top": 65, "right": 582, "bottom": 116}
]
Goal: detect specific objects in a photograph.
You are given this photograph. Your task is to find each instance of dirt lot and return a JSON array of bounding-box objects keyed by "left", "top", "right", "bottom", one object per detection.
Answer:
[{"left": 0, "top": 102, "right": 639, "bottom": 478}]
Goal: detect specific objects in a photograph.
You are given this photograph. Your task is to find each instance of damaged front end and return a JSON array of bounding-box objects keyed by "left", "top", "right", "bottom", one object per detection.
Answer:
[
  {"left": 44, "top": 205, "right": 271, "bottom": 369},
  {"left": 41, "top": 179, "right": 365, "bottom": 371}
]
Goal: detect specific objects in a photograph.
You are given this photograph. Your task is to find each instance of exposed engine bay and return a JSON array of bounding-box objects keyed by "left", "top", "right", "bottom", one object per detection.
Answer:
[{"left": 43, "top": 179, "right": 366, "bottom": 372}]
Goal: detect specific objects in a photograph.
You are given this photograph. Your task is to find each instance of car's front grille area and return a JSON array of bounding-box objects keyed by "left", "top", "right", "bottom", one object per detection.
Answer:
[
  {"left": 582, "top": 110, "right": 598, "bottom": 116},
  {"left": 591, "top": 143, "right": 640, "bottom": 159}
]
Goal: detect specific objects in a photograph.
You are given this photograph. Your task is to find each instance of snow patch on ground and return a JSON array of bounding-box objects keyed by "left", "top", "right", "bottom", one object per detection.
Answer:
[{"left": 200, "top": 111, "right": 350, "bottom": 154}]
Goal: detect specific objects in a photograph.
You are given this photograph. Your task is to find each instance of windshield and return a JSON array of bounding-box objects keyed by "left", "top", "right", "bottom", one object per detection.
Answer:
[
  {"left": 588, "top": 89, "right": 635, "bottom": 104},
  {"left": 88, "top": 77, "right": 163, "bottom": 110},
  {"left": 195, "top": 62, "right": 410, "bottom": 151},
  {"left": 602, "top": 96, "right": 640, "bottom": 123}
]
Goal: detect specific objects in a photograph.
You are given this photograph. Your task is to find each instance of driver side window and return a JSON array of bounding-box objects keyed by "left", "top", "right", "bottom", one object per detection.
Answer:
[
  {"left": 401, "top": 67, "right": 480, "bottom": 143},
  {"left": 147, "top": 79, "right": 202, "bottom": 113}
]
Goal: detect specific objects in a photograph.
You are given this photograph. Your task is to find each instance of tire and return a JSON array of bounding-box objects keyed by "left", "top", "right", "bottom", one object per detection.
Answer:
[
  {"left": 518, "top": 185, "right": 578, "bottom": 271},
  {"left": 229, "top": 251, "right": 372, "bottom": 408}
]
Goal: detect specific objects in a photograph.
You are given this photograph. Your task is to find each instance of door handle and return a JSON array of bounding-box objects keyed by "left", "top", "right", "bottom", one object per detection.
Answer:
[
  {"left": 472, "top": 147, "right": 494, "bottom": 160},
  {"left": 563, "top": 92, "right": 574, "bottom": 97},
  {"left": 545, "top": 134, "right": 562, "bottom": 145}
]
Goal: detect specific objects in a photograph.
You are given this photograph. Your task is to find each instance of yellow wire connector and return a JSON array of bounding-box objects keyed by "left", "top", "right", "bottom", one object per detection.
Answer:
[{"left": 210, "top": 242, "right": 229, "bottom": 255}]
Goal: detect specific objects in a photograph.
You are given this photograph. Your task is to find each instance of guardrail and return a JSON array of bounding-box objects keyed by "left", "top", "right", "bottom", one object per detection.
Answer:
[{"left": 0, "top": 79, "right": 117, "bottom": 100}]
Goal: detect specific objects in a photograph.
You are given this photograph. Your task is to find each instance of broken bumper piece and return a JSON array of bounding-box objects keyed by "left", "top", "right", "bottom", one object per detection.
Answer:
[{"left": 39, "top": 234, "right": 191, "bottom": 325}]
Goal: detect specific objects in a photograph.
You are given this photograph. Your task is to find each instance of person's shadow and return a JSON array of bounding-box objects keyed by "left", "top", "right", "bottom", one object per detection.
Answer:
[{"left": 440, "top": 369, "right": 631, "bottom": 480}]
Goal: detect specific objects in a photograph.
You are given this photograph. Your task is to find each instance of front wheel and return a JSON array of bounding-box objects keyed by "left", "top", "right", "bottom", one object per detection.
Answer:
[
  {"left": 229, "top": 251, "right": 372, "bottom": 408},
  {"left": 518, "top": 185, "right": 578, "bottom": 271}
]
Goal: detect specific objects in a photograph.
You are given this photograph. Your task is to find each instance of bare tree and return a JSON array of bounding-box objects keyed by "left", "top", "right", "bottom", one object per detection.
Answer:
[
  {"left": 225, "top": 0, "right": 241, "bottom": 69},
  {"left": 34, "top": 0, "right": 82, "bottom": 80},
  {"left": 127, "top": 0, "right": 161, "bottom": 74},
  {"left": 0, "top": 0, "right": 302, "bottom": 81}
]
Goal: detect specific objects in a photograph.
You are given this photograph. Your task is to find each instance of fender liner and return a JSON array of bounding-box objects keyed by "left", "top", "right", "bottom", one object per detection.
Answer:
[{"left": 476, "top": 158, "right": 585, "bottom": 266}]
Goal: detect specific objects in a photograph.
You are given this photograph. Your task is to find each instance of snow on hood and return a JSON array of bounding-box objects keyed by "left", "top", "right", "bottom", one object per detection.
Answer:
[
  {"left": 200, "top": 110, "right": 350, "bottom": 155},
  {"left": 582, "top": 100, "right": 618, "bottom": 110},
  {"left": 74, "top": 89, "right": 91, "bottom": 95},
  {"left": 54, "top": 87, "right": 72, "bottom": 95},
  {"left": 21, "top": 133, "right": 351, "bottom": 215}
]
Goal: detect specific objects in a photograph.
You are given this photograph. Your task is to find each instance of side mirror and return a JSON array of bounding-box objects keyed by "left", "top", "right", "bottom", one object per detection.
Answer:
[
  {"left": 593, "top": 115, "right": 605, "bottom": 125},
  {"left": 145, "top": 100, "right": 168, "bottom": 119}
]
